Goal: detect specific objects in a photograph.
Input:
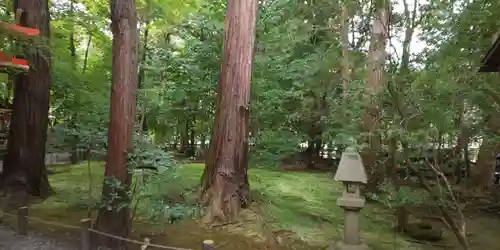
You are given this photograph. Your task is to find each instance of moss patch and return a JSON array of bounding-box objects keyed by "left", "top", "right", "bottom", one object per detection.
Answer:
[
  {"left": 170, "top": 164, "right": 416, "bottom": 249},
  {"left": 0, "top": 162, "right": 419, "bottom": 249}
]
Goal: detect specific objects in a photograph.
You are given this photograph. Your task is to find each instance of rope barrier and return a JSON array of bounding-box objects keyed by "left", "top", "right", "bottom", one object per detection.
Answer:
[
  {"left": 0, "top": 209, "right": 200, "bottom": 250},
  {"left": 88, "top": 228, "right": 193, "bottom": 250},
  {"left": 0, "top": 211, "right": 15, "bottom": 218},
  {"left": 25, "top": 215, "right": 80, "bottom": 230}
]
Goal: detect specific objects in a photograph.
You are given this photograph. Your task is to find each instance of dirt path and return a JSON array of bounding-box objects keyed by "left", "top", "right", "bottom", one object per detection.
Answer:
[{"left": 0, "top": 224, "right": 76, "bottom": 250}]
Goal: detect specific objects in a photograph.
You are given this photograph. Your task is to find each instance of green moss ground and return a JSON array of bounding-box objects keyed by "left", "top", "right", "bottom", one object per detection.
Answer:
[{"left": 0, "top": 162, "right": 421, "bottom": 249}]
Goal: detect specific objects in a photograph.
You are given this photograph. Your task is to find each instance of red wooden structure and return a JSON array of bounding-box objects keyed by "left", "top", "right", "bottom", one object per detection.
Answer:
[
  {"left": 0, "top": 22, "right": 40, "bottom": 37},
  {"left": 0, "top": 11, "right": 40, "bottom": 72},
  {"left": 0, "top": 10, "right": 40, "bottom": 122},
  {"left": 0, "top": 52, "right": 29, "bottom": 70}
]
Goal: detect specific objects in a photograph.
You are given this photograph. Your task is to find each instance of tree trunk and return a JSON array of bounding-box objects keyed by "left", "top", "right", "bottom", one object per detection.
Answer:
[
  {"left": 69, "top": 0, "right": 79, "bottom": 165},
  {"left": 137, "top": 0, "right": 151, "bottom": 133},
  {"left": 200, "top": 0, "right": 258, "bottom": 224},
  {"left": 82, "top": 34, "right": 92, "bottom": 74},
  {"left": 392, "top": 0, "right": 417, "bottom": 229},
  {"left": 187, "top": 115, "right": 196, "bottom": 157},
  {"left": 361, "top": 0, "right": 389, "bottom": 193},
  {"left": 93, "top": 0, "right": 138, "bottom": 248},
  {"left": 0, "top": 0, "right": 52, "bottom": 198},
  {"left": 338, "top": 4, "right": 352, "bottom": 158},
  {"left": 179, "top": 119, "right": 189, "bottom": 154},
  {"left": 340, "top": 4, "right": 350, "bottom": 94},
  {"left": 305, "top": 140, "right": 315, "bottom": 168},
  {"left": 137, "top": 6, "right": 150, "bottom": 90},
  {"left": 315, "top": 139, "right": 322, "bottom": 159},
  {"left": 452, "top": 101, "right": 468, "bottom": 184},
  {"left": 469, "top": 114, "right": 500, "bottom": 192},
  {"left": 200, "top": 134, "right": 207, "bottom": 150},
  {"left": 464, "top": 143, "right": 471, "bottom": 179}
]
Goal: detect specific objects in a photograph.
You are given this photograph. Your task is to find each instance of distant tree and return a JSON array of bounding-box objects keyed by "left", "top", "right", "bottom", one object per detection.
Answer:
[
  {"left": 361, "top": 0, "right": 389, "bottom": 192},
  {"left": 200, "top": 0, "right": 259, "bottom": 223}
]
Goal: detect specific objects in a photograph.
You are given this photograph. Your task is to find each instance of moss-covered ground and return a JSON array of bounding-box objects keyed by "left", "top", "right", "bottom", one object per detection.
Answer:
[{"left": 0, "top": 162, "right": 429, "bottom": 249}]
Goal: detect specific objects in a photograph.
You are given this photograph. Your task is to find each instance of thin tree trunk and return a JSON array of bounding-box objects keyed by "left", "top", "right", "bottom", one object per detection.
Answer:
[
  {"left": 69, "top": 0, "right": 79, "bottom": 164},
  {"left": 69, "top": 0, "right": 76, "bottom": 60},
  {"left": 339, "top": 2, "right": 351, "bottom": 156},
  {"left": 4, "top": 9, "right": 14, "bottom": 108},
  {"left": 6, "top": 80, "right": 12, "bottom": 108},
  {"left": 179, "top": 119, "right": 189, "bottom": 154},
  {"left": 93, "top": 0, "right": 138, "bottom": 248},
  {"left": 340, "top": 4, "right": 350, "bottom": 93},
  {"left": 393, "top": 0, "right": 417, "bottom": 228},
  {"left": 139, "top": 107, "right": 146, "bottom": 133},
  {"left": 188, "top": 115, "right": 196, "bottom": 157},
  {"left": 82, "top": 34, "right": 92, "bottom": 74},
  {"left": 314, "top": 139, "right": 322, "bottom": 159},
  {"left": 305, "top": 140, "right": 315, "bottom": 168},
  {"left": 361, "top": 0, "right": 389, "bottom": 192},
  {"left": 453, "top": 100, "right": 468, "bottom": 184},
  {"left": 200, "top": 134, "right": 207, "bottom": 150},
  {"left": 137, "top": 0, "right": 151, "bottom": 133},
  {"left": 464, "top": 143, "right": 471, "bottom": 179},
  {"left": 200, "top": 0, "right": 258, "bottom": 224},
  {"left": 0, "top": 0, "right": 52, "bottom": 198},
  {"left": 137, "top": 2, "right": 150, "bottom": 90}
]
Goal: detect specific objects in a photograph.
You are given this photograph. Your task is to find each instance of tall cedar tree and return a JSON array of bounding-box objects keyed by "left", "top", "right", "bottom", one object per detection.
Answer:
[
  {"left": 361, "top": 0, "right": 389, "bottom": 192},
  {"left": 200, "top": 0, "right": 259, "bottom": 223},
  {"left": 93, "top": 0, "right": 138, "bottom": 248},
  {"left": 0, "top": 0, "right": 52, "bottom": 198}
]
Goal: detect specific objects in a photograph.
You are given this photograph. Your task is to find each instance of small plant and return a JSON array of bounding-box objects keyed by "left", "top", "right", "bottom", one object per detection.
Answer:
[
  {"left": 127, "top": 134, "right": 200, "bottom": 223},
  {"left": 372, "top": 179, "right": 427, "bottom": 209}
]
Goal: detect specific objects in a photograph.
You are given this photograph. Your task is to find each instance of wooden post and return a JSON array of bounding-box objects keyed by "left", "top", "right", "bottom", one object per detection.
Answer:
[
  {"left": 17, "top": 206, "right": 28, "bottom": 235},
  {"left": 80, "top": 218, "right": 91, "bottom": 250},
  {"left": 15, "top": 8, "right": 23, "bottom": 24},
  {"left": 201, "top": 239, "right": 215, "bottom": 250},
  {"left": 493, "top": 31, "right": 500, "bottom": 44}
]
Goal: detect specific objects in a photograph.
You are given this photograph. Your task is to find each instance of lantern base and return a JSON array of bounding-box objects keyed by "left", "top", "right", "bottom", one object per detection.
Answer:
[{"left": 328, "top": 241, "right": 371, "bottom": 250}]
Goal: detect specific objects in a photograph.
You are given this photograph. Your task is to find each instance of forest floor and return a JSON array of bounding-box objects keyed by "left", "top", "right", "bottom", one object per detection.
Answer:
[
  {"left": 0, "top": 161, "right": 499, "bottom": 249},
  {"left": 0, "top": 224, "right": 76, "bottom": 249}
]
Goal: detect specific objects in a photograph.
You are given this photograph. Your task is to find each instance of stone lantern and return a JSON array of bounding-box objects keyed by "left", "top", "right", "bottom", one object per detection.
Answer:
[{"left": 330, "top": 147, "right": 370, "bottom": 250}]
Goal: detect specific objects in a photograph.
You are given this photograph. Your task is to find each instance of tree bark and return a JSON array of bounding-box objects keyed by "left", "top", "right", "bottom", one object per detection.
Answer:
[
  {"left": 0, "top": 0, "right": 52, "bottom": 198},
  {"left": 340, "top": 4, "right": 350, "bottom": 93},
  {"left": 93, "top": 0, "right": 138, "bottom": 248},
  {"left": 393, "top": 0, "right": 417, "bottom": 229},
  {"left": 361, "top": 0, "right": 389, "bottom": 192},
  {"left": 200, "top": 0, "right": 259, "bottom": 224}
]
